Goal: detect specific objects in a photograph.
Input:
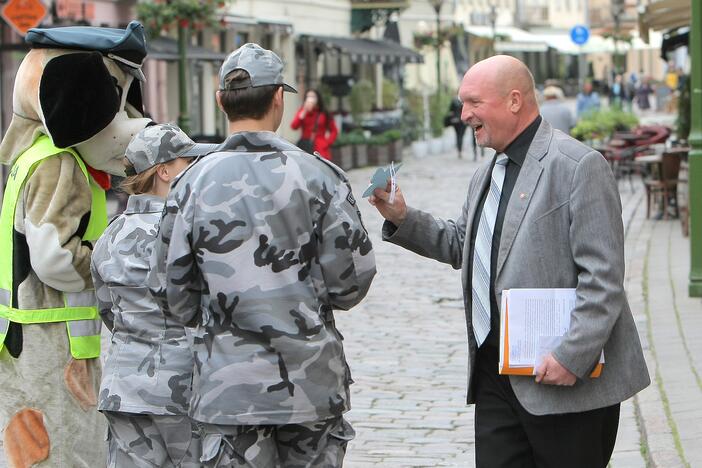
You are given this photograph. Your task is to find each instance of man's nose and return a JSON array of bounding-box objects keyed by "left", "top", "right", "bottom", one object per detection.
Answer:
[{"left": 461, "top": 106, "right": 471, "bottom": 122}]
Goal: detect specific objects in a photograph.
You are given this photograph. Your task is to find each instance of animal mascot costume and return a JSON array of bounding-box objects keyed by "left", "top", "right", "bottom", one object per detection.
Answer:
[{"left": 0, "top": 22, "right": 150, "bottom": 467}]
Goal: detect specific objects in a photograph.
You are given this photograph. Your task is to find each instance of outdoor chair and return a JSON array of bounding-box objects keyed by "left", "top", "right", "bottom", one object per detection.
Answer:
[{"left": 643, "top": 152, "right": 682, "bottom": 220}]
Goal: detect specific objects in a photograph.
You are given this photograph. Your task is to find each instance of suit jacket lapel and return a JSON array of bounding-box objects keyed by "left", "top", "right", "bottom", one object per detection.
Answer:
[
  {"left": 495, "top": 120, "right": 553, "bottom": 280},
  {"left": 465, "top": 160, "right": 493, "bottom": 250}
]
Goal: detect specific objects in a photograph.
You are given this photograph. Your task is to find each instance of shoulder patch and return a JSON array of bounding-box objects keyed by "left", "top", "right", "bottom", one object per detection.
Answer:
[{"left": 346, "top": 191, "right": 356, "bottom": 206}]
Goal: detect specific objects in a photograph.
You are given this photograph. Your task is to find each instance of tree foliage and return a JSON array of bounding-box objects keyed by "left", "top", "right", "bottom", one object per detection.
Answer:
[{"left": 136, "top": 0, "right": 229, "bottom": 37}]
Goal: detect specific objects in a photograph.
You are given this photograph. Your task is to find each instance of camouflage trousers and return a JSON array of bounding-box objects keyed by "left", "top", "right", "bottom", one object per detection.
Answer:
[
  {"left": 200, "top": 416, "right": 355, "bottom": 467},
  {"left": 104, "top": 412, "right": 201, "bottom": 468}
]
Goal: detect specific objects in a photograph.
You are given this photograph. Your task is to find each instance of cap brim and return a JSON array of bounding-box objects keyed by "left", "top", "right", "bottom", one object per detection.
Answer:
[
  {"left": 283, "top": 83, "right": 298, "bottom": 93},
  {"left": 179, "top": 143, "right": 220, "bottom": 158}
]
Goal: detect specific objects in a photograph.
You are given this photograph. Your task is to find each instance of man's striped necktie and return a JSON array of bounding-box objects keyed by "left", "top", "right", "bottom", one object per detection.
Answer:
[{"left": 471, "top": 153, "right": 509, "bottom": 347}]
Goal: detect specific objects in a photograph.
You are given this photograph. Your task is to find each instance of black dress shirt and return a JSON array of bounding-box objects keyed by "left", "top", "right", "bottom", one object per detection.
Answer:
[{"left": 469, "top": 116, "right": 541, "bottom": 348}]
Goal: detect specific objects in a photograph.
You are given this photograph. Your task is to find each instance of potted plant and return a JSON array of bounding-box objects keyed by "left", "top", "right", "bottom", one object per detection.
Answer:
[
  {"left": 367, "top": 132, "right": 391, "bottom": 166},
  {"left": 331, "top": 132, "right": 358, "bottom": 171},
  {"left": 384, "top": 129, "right": 403, "bottom": 162},
  {"left": 570, "top": 109, "right": 638, "bottom": 144}
]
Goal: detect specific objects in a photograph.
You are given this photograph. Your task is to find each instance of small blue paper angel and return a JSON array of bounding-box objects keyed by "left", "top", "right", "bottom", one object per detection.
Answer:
[{"left": 362, "top": 162, "right": 402, "bottom": 198}]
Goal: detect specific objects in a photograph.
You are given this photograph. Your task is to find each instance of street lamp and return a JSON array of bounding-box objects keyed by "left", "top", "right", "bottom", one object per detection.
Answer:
[
  {"left": 611, "top": 0, "right": 625, "bottom": 74},
  {"left": 429, "top": 0, "right": 444, "bottom": 95},
  {"left": 488, "top": 3, "right": 497, "bottom": 54}
]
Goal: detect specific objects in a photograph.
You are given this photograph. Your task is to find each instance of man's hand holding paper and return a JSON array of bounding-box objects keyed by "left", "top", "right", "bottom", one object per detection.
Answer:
[{"left": 368, "top": 163, "right": 407, "bottom": 227}]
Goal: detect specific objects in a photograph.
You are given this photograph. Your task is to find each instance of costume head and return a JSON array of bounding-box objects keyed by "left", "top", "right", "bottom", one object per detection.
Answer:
[{"left": 0, "top": 21, "right": 151, "bottom": 175}]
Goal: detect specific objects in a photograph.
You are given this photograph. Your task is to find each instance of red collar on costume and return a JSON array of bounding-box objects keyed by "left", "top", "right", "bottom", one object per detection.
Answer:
[{"left": 86, "top": 165, "right": 111, "bottom": 190}]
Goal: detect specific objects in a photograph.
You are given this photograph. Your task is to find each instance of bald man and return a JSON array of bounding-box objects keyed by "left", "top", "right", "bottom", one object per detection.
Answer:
[{"left": 370, "top": 56, "right": 649, "bottom": 467}]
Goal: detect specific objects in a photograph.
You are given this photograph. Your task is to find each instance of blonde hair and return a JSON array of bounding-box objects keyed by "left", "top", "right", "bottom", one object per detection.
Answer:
[
  {"left": 119, "top": 157, "right": 194, "bottom": 195},
  {"left": 120, "top": 158, "right": 160, "bottom": 195}
]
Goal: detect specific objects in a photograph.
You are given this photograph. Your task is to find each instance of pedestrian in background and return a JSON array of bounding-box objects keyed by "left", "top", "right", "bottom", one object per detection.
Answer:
[
  {"left": 291, "top": 88, "right": 338, "bottom": 160},
  {"left": 370, "top": 55, "right": 649, "bottom": 468},
  {"left": 445, "top": 97, "right": 467, "bottom": 159},
  {"left": 149, "top": 43, "right": 376, "bottom": 467},
  {"left": 91, "top": 124, "right": 216, "bottom": 467},
  {"left": 609, "top": 74, "right": 627, "bottom": 109},
  {"left": 540, "top": 85, "right": 575, "bottom": 134},
  {"left": 576, "top": 80, "right": 601, "bottom": 119},
  {"left": 636, "top": 76, "right": 653, "bottom": 112},
  {"left": 625, "top": 73, "right": 637, "bottom": 112}
]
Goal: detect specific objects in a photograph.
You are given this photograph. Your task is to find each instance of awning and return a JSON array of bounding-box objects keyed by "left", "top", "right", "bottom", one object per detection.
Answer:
[
  {"left": 495, "top": 41, "right": 548, "bottom": 53},
  {"left": 147, "top": 36, "right": 228, "bottom": 62},
  {"left": 301, "top": 35, "right": 423, "bottom": 64},
  {"left": 465, "top": 25, "right": 550, "bottom": 53},
  {"left": 639, "top": 0, "right": 690, "bottom": 43}
]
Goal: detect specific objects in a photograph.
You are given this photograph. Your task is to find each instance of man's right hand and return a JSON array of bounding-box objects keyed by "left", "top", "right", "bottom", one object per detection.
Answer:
[{"left": 369, "top": 180, "right": 407, "bottom": 227}]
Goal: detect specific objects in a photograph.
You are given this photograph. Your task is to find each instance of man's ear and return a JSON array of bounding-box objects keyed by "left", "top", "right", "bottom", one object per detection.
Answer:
[
  {"left": 215, "top": 90, "right": 224, "bottom": 112},
  {"left": 39, "top": 52, "right": 120, "bottom": 148},
  {"left": 509, "top": 90, "right": 523, "bottom": 113}
]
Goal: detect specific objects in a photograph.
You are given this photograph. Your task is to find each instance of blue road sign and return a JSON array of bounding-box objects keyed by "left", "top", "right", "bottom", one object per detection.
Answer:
[{"left": 570, "top": 25, "right": 590, "bottom": 45}]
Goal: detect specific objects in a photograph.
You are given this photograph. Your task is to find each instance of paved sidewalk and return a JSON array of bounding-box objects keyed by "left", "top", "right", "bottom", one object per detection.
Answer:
[{"left": 340, "top": 147, "right": 702, "bottom": 467}]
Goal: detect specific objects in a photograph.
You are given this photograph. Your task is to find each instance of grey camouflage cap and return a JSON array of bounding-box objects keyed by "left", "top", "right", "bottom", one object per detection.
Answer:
[
  {"left": 219, "top": 43, "right": 297, "bottom": 93},
  {"left": 125, "top": 124, "right": 218, "bottom": 174}
]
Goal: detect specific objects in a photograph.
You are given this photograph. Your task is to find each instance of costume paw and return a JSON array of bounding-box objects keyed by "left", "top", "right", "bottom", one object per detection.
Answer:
[
  {"left": 64, "top": 358, "right": 97, "bottom": 411},
  {"left": 3, "top": 408, "right": 50, "bottom": 468}
]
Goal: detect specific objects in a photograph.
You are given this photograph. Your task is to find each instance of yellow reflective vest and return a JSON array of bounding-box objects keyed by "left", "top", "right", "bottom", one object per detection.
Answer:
[{"left": 0, "top": 135, "right": 106, "bottom": 359}]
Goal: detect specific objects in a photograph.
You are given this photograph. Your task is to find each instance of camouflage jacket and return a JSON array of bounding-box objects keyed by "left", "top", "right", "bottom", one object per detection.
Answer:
[
  {"left": 148, "top": 131, "right": 376, "bottom": 426},
  {"left": 91, "top": 194, "right": 193, "bottom": 416}
]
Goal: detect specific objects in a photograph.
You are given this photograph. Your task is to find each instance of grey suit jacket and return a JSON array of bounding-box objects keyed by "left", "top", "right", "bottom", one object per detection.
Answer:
[{"left": 385, "top": 120, "right": 650, "bottom": 415}]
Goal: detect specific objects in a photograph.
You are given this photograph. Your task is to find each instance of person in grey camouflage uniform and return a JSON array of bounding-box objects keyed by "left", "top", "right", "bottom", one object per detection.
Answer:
[
  {"left": 148, "top": 43, "right": 376, "bottom": 467},
  {"left": 91, "top": 124, "right": 217, "bottom": 467}
]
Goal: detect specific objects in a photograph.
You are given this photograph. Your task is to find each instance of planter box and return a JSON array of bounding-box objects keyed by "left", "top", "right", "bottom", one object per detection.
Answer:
[
  {"left": 368, "top": 144, "right": 391, "bottom": 166},
  {"left": 389, "top": 140, "right": 403, "bottom": 162},
  {"left": 353, "top": 144, "right": 368, "bottom": 168},
  {"left": 331, "top": 145, "right": 354, "bottom": 171}
]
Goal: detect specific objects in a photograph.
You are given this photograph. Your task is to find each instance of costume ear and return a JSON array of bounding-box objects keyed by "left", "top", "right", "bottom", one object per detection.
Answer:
[
  {"left": 40, "top": 52, "right": 120, "bottom": 148},
  {"left": 126, "top": 78, "right": 144, "bottom": 117}
]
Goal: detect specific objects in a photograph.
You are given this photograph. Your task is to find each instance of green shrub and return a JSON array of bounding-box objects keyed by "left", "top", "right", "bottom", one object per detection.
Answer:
[
  {"left": 429, "top": 90, "right": 452, "bottom": 138},
  {"left": 349, "top": 80, "right": 374, "bottom": 122},
  {"left": 383, "top": 129, "right": 402, "bottom": 141},
  {"left": 382, "top": 79, "right": 400, "bottom": 110},
  {"left": 676, "top": 76, "right": 690, "bottom": 142},
  {"left": 333, "top": 130, "right": 367, "bottom": 147},
  {"left": 570, "top": 108, "right": 638, "bottom": 141}
]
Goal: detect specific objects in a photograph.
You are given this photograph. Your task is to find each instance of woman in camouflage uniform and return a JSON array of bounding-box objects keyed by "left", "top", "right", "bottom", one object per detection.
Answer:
[{"left": 90, "top": 124, "right": 216, "bottom": 467}]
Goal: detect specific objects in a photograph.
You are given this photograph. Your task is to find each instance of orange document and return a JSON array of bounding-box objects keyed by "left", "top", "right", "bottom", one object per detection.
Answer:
[{"left": 499, "top": 289, "right": 604, "bottom": 378}]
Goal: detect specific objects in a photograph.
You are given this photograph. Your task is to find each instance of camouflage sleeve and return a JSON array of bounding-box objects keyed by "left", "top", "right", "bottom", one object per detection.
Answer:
[
  {"left": 318, "top": 177, "right": 376, "bottom": 310},
  {"left": 149, "top": 186, "right": 201, "bottom": 325},
  {"left": 21, "top": 154, "right": 94, "bottom": 292},
  {"left": 90, "top": 259, "right": 114, "bottom": 331}
]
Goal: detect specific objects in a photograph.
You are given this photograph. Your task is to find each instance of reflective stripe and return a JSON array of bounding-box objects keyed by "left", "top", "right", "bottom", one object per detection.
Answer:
[
  {"left": 0, "top": 288, "right": 9, "bottom": 307},
  {"left": 0, "top": 317, "right": 7, "bottom": 354},
  {"left": 0, "top": 136, "right": 106, "bottom": 360},
  {"left": 65, "top": 290, "right": 97, "bottom": 308},
  {"left": 66, "top": 319, "right": 101, "bottom": 359},
  {"left": 0, "top": 304, "right": 97, "bottom": 323},
  {"left": 67, "top": 318, "right": 101, "bottom": 337}
]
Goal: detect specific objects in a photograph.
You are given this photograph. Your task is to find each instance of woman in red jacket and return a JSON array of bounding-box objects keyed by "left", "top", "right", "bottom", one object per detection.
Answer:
[{"left": 291, "top": 88, "right": 338, "bottom": 160}]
